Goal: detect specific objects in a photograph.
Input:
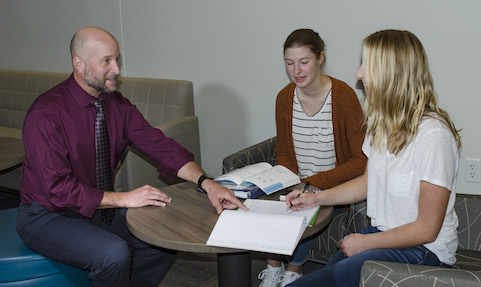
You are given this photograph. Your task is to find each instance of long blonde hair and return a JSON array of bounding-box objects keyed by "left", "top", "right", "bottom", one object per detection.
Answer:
[{"left": 362, "top": 30, "right": 461, "bottom": 154}]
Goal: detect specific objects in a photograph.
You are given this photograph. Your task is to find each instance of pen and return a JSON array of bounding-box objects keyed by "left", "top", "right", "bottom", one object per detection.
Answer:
[{"left": 296, "top": 182, "right": 310, "bottom": 199}]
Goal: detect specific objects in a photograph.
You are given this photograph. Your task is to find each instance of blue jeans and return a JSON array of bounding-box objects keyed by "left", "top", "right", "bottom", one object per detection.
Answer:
[
  {"left": 17, "top": 202, "right": 176, "bottom": 287},
  {"left": 287, "top": 225, "right": 447, "bottom": 287},
  {"left": 290, "top": 237, "right": 312, "bottom": 266}
]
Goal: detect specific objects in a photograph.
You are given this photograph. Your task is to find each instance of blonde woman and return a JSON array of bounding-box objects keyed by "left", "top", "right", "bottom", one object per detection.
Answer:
[{"left": 285, "top": 30, "right": 461, "bottom": 287}]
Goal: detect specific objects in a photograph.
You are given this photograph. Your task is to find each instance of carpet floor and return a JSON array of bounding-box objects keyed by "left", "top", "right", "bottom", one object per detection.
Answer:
[{"left": 160, "top": 252, "right": 324, "bottom": 287}]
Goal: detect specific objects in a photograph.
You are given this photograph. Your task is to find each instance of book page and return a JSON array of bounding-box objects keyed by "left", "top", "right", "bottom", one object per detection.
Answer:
[
  {"left": 244, "top": 165, "right": 301, "bottom": 194},
  {"left": 215, "top": 162, "right": 272, "bottom": 185},
  {"left": 240, "top": 199, "right": 319, "bottom": 223}
]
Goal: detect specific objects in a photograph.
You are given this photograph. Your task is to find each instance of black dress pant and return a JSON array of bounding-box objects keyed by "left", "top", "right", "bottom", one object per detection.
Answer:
[{"left": 17, "top": 202, "right": 176, "bottom": 287}]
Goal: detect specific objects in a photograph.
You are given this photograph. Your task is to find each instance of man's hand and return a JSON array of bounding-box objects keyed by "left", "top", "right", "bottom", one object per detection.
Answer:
[
  {"left": 101, "top": 185, "right": 172, "bottom": 208},
  {"left": 176, "top": 161, "right": 247, "bottom": 214},
  {"left": 202, "top": 179, "right": 248, "bottom": 214}
]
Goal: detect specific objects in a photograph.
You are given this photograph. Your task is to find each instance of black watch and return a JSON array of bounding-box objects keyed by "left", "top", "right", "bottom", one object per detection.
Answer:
[{"left": 197, "top": 174, "right": 213, "bottom": 190}]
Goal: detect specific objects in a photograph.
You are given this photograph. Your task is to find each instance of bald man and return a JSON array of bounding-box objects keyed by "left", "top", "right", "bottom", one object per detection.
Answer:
[{"left": 17, "top": 26, "right": 245, "bottom": 286}]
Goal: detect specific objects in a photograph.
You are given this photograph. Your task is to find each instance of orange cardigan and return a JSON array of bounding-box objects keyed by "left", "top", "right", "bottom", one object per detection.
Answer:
[{"left": 275, "top": 77, "right": 367, "bottom": 189}]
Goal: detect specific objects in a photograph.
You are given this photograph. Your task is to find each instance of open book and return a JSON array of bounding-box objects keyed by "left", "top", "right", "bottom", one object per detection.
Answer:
[
  {"left": 206, "top": 199, "right": 320, "bottom": 255},
  {"left": 215, "top": 162, "right": 301, "bottom": 195}
]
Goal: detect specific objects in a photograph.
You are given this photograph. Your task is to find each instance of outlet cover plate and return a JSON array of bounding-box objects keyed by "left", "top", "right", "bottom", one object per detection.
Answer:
[{"left": 465, "top": 158, "right": 481, "bottom": 183}]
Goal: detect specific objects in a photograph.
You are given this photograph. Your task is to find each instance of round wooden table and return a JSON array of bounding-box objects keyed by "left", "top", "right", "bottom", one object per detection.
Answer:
[
  {"left": 0, "top": 137, "right": 25, "bottom": 172},
  {"left": 127, "top": 182, "right": 333, "bottom": 287}
]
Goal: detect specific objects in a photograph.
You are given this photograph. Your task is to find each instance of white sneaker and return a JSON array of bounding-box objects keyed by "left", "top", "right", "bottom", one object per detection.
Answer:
[
  {"left": 258, "top": 264, "right": 285, "bottom": 287},
  {"left": 279, "top": 270, "right": 303, "bottom": 287}
]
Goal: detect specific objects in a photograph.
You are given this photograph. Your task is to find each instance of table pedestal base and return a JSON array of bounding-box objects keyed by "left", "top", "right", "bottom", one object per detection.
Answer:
[{"left": 217, "top": 252, "right": 251, "bottom": 287}]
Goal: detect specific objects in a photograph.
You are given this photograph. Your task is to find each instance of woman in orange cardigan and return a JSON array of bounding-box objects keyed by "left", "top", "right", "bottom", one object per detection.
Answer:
[{"left": 257, "top": 29, "right": 367, "bottom": 287}]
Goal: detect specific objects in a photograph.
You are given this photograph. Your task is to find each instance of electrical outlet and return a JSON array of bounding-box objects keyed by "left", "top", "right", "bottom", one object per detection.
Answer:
[{"left": 465, "top": 158, "right": 481, "bottom": 183}]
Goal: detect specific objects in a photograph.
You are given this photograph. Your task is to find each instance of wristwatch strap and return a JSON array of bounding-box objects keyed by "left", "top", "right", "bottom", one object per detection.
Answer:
[{"left": 197, "top": 174, "right": 213, "bottom": 190}]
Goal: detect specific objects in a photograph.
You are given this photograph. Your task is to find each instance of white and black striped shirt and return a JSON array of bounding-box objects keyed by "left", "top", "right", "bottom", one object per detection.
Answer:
[{"left": 292, "top": 89, "right": 336, "bottom": 179}]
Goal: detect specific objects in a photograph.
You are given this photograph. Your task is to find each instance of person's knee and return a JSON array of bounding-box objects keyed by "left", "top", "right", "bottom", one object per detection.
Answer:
[
  {"left": 106, "top": 239, "right": 131, "bottom": 265},
  {"left": 92, "top": 239, "right": 131, "bottom": 276},
  {"left": 331, "top": 257, "right": 363, "bottom": 286}
]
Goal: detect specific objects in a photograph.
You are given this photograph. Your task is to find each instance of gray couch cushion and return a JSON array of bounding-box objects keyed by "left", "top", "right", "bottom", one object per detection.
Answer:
[
  {"left": 116, "top": 77, "right": 194, "bottom": 125},
  {"left": 361, "top": 260, "right": 481, "bottom": 287},
  {"left": 456, "top": 195, "right": 481, "bottom": 251},
  {"left": 455, "top": 249, "right": 481, "bottom": 271},
  {"left": 0, "top": 70, "right": 68, "bottom": 129},
  {"left": 309, "top": 212, "right": 349, "bottom": 264},
  {"left": 222, "top": 137, "right": 277, "bottom": 173}
]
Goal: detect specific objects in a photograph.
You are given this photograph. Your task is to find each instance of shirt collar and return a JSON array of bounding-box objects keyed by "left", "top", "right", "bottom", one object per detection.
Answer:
[{"left": 66, "top": 74, "right": 110, "bottom": 109}]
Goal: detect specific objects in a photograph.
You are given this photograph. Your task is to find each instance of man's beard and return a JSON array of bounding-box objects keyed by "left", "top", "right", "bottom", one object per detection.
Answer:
[{"left": 84, "top": 68, "right": 118, "bottom": 94}]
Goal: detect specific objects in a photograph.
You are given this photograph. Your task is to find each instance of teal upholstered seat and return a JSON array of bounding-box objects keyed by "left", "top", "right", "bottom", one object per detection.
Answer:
[{"left": 0, "top": 207, "right": 91, "bottom": 286}]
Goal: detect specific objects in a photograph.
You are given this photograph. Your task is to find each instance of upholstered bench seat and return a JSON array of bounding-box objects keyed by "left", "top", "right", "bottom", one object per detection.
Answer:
[
  {"left": 455, "top": 249, "right": 481, "bottom": 271},
  {"left": 0, "top": 207, "right": 91, "bottom": 286}
]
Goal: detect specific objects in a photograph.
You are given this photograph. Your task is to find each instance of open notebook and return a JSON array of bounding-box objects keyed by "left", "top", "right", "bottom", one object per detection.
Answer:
[{"left": 206, "top": 199, "right": 320, "bottom": 255}]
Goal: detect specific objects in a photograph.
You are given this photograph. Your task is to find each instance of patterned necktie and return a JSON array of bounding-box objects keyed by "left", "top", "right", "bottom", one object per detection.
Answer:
[{"left": 92, "top": 99, "right": 115, "bottom": 224}]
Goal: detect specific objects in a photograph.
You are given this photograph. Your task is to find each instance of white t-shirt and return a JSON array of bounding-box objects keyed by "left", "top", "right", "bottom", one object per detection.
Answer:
[{"left": 363, "top": 117, "right": 459, "bottom": 265}]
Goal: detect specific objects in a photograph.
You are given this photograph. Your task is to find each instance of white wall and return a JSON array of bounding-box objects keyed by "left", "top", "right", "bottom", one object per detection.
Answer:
[{"left": 2, "top": 0, "right": 480, "bottom": 194}]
